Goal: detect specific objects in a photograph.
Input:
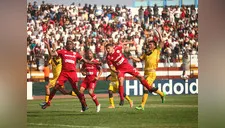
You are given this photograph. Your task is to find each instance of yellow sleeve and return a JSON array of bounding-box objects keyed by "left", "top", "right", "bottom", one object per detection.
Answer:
[
  {"left": 48, "top": 59, "right": 52, "bottom": 64},
  {"left": 139, "top": 53, "right": 145, "bottom": 60},
  {"left": 157, "top": 46, "right": 162, "bottom": 52}
]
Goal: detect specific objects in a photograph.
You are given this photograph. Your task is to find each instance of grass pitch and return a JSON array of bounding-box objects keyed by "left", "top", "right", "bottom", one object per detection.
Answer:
[{"left": 27, "top": 95, "right": 198, "bottom": 128}]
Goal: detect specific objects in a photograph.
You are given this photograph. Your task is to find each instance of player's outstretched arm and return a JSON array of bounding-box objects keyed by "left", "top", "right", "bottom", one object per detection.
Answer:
[
  {"left": 155, "top": 28, "right": 164, "bottom": 48},
  {"left": 109, "top": 66, "right": 118, "bottom": 74},
  {"left": 81, "top": 58, "right": 102, "bottom": 65},
  {"left": 121, "top": 40, "right": 135, "bottom": 46},
  {"left": 80, "top": 65, "right": 86, "bottom": 76},
  {"left": 96, "top": 66, "right": 103, "bottom": 80},
  {"left": 44, "top": 40, "right": 58, "bottom": 57},
  {"left": 130, "top": 56, "right": 142, "bottom": 62}
]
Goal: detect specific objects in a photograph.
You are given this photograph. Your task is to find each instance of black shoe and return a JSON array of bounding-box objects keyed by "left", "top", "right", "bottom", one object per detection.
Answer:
[
  {"left": 119, "top": 100, "right": 124, "bottom": 106},
  {"left": 81, "top": 106, "right": 89, "bottom": 112}
]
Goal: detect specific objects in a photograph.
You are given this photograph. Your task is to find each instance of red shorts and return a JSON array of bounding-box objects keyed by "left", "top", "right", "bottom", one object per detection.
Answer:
[
  {"left": 56, "top": 71, "right": 78, "bottom": 87},
  {"left": 117, "top": 64, "right": 140, "bottom": 78},
  {"left": 80, "top": 78, "right": 97, "bottom": 90}
]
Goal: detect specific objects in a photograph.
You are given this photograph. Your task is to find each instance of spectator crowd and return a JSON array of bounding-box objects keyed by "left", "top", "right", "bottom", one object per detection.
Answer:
[{"left": 27, "top": 1, "right": 198, "bottom": 71}]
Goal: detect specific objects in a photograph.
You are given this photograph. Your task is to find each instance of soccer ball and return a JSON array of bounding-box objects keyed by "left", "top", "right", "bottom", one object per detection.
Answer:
[{"left": 95, "top": 9, "right": 103, "bottom": 16}]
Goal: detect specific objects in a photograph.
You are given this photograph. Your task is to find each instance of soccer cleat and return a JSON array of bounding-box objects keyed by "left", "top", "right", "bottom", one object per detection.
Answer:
[
  {"left": 129, "top": 100, "right": 133, "bottom": 108},
  {"left": 96, "top": 104, "right": 101, "bottom": 112},
  {"left": 119, "top": 100, "right": 124, "bottom": 106},
  {"left": 108, "top": 105, "right": 115, "bottom": 109},
  {"left": 41, "top": 102, "right": 50, "bottom": 109},
  {"left": 135, "top": 105, "right": 144, "bottom": 110},
  {"left": 81, "top": 106, "right": 88, "bottom": 112},
  {"left": 161, "top": 92, "right": 166, "bottom": 103},
  {"left": 39, "top": 102, "right": 46, "bottom": 106}
]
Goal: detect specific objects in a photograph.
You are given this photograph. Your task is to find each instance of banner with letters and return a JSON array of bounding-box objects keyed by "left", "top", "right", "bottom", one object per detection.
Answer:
[{"left": 125, "top": 78, "right": 198, "bottom": 96}]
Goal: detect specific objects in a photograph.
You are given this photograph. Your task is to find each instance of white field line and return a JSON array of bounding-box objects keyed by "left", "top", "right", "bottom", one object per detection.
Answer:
[{"left": 28, "top": 123, "right": 110, "bottom": 128}]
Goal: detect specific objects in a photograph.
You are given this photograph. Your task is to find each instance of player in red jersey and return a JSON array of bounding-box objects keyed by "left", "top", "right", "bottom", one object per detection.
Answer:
[
  {"left": 79, "top": 50, "right": 102, "bottom": 112},
  {"left": 105, "top": 43, "right": 159, "bottom": 105},
  {"left": 41, "top": 40, "right": 100, "bottom": 112}
]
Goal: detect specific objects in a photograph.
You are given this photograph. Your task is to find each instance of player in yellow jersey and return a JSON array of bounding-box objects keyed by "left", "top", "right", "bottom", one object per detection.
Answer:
[
  {"left": 106, "top": 67, "right": 133, "bottom": 108},
  {"left": 130, "top": 29, "right": 166, "bottom": 110},
  {"left": 40, "top": 48, "right": 76, "bottom": 106}
]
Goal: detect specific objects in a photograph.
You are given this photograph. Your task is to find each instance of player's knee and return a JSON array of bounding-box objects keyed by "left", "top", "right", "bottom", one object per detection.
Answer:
[
  {"left": 79, "top": 89, "right": 84, "bottom": 94},
  {"left": 45, "top": 85, "right": 49, "bottom": 89},
  {"left": 143, "top": 90, "right": 149, "bottom": 94},
  {"left": 108, "top": 90, "right": 113, "bottom": 98},
  {"left": 88, "top": 90, "right": 94, "bottom": 95}
]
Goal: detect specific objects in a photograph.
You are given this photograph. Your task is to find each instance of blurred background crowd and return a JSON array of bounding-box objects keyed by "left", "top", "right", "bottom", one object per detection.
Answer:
[{"left": 27, "top": 1, "right": 198, "bottom": 71}]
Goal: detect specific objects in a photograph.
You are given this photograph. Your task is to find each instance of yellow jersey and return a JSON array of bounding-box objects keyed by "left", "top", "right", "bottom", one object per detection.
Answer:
[
  {"left": 139, "top": 47, "right": 161, "bottom": 75},
  {"left": 49, "top": 57, "right": 62, "bottom": 77},
  {"left": 110, "top": 67, "right": 118, "bottom": 82}
]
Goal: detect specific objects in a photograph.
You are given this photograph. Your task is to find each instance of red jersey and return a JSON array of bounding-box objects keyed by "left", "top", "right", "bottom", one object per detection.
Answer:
[
  {"left": 57, "top": 49, "right": 82, "bottom": 71},
  {"left": 106, "top": 45, "right": 129, "bottom": 69},
  {"left": 82, "top": 59, "right": 101, "bottom": 80}
]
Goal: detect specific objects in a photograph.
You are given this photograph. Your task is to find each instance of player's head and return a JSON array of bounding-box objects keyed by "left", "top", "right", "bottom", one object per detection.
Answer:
[
  {"left": 105, "top": 43, "right": 114, "bottom": 54},
  {"left": 66, "top": 40, "right": 73, "bottom": 51},
  {"left": 86, "top": 49, "right": 94, "bottom": 60},
  {"left": 147, "top": 40, "right": 157, "bottom": 51}
]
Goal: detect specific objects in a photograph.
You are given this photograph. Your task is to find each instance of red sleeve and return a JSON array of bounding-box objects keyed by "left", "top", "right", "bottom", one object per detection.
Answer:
[
  {"left": 57, "top": 50, "right": 63, "bottom": 57},
  {"left": 76, "top": 52, "right": 83, "bottom": 60},
  {"left": 115, "top": 45, "right": 123, "bottom": 51}
]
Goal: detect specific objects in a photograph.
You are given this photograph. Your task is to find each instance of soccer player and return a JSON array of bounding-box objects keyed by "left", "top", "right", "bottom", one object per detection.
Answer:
[
  {"left": 40, "top": 47, "right": 76, "bottom": 106},
  {"left": 106, "top": 66, "right": 133, "bottom": 108},
  {"left": 41, "top": 40, "right": 100, "bottom": 111},
  {"left": 79, "top": 50, "right": 102, "bottom": 112},
  {"left": 105, "top": 42, "right": 159, "bottom": 106},
  {"left": 130, "top": 29, "right": 166, "bottom": 110}
]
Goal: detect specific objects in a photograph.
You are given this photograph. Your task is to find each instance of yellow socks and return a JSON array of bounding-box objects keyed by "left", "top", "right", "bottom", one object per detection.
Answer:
[
  {"left": 141, "top": 94, "right": 149, "bottom": 108},
  {"left": 155, "top": 90, "right": 164, "bottom": 97},
  {"left": 45, "top": 95, "right": 49, "bottom": 103},
  {"left": 109, "top": 97, "right": 115, "bottom": 107},
  {"left": 125, "top": 95, "right": 132, "bottom": 103}
]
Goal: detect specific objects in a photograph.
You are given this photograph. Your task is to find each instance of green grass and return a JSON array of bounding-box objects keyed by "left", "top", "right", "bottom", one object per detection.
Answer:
[{"left": 27, "top": 95, "right": 198, "bottom": 128}]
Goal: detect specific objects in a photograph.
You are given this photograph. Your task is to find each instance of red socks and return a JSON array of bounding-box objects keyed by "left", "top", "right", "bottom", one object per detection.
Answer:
[
  {"left": 119, "top": 85, "right": 125, "bottom": 101},
  {"left": 90, "top": 93, "right": 99, "bottom": 106}
]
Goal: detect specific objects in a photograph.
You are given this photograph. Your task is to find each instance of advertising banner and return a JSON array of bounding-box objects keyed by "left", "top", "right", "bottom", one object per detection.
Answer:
[{"left": 125, "top": 78, "right": 198, "bottom": 96}]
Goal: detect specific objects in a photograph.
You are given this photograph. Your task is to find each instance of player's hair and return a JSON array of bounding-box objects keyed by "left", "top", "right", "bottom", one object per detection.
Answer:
[
  {"left": 105, "top": 43, "right": 113, "bottom": 48},
  {"left": 66, "top": 40, "right": 73, "bottom": 45},
  {"left": 85, "top": 49, "right": 93, "bottom": 54},
  {"left": 148, "top": 40, "right": 157, "bottom": 47}
]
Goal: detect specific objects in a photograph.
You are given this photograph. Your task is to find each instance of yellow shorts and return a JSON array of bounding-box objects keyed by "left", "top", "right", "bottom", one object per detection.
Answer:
[
  {"left": 144, "top": 72, "right": 156, "bottom": 86},
  {"left": 49, "top": 76, "right": 64, "bottom": 88},
  {"left": 108, "top": 81, "right": 119, "bottom": 93}
]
